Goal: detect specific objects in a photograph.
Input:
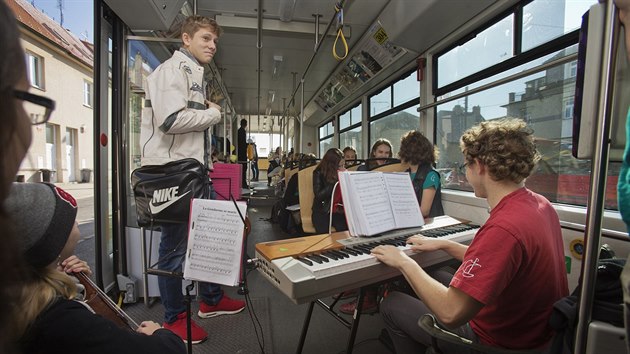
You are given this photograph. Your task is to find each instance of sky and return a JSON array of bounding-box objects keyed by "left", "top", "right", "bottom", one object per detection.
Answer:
[{"left": 31, "top": 0, "right": 94, "bottom": 43}]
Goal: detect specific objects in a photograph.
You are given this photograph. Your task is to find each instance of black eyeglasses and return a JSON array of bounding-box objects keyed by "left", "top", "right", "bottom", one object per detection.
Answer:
[
  {"left": 13, "top": 90, "right": 55, "bottom": 125},
  {"left": 458, "top": 162, "right": 469, "bottom": 174}
]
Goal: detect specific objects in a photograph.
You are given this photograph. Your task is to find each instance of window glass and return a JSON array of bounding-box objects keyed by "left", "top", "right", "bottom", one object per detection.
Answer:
[
  {"left": 438, "top": 46, "right": 577, "bottom": 99},
  {"left": 319, "top": 137, "right": 333, "bottom": 157},
  {"left": 339, "top": 126, "right": 362, "bottom": 159},
  {"left": 351, "top": 104, "right": 362, "bottom": 125},
  {"left": 370, "top": 86, "right": 391, "bottom": 116},
  {"left": 369, "top": 106, "right": 420, "bottom": 157},
  {"left": 26, "top": 52, "right": 44, "bottom": 89},
  {"left": 319, "top": 121, "right": 333, "bottom": 138},
  {"left": 522, "top": 0, "right": 596, "bottom": 52},
  {"left": 435, "top": 59, "right": 620, "bottom": 209},
  {"left": 437, "top": 16, "right": 513, "bottom": 88},
  {"left": 393, "top": 71, "right": 418, "bottom": 106},
  {"left": 83, "top": 80, "right": 93, "bottom": 107},
  {"left": 339, "top": 110, "right": 351, "bottom": 130}
]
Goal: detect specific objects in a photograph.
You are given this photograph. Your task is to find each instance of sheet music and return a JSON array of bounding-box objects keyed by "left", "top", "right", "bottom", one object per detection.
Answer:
[
  {"left": 183, "top": 199, "right": 247, "bottom": 286},
  {"left": 382, "top": 173, "right": 424, "bottom": 229}
]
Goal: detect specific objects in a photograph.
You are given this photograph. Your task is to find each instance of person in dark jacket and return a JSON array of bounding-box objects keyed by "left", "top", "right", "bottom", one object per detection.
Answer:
[
  {"left": 312, "top": 148, "right": 348, "bottom": 234},
  {"left": 238, "top": 119, "right": 248, "bottom": 187},
  {"left": 5, "top": 183, "right": 186, "bottom": 354}
]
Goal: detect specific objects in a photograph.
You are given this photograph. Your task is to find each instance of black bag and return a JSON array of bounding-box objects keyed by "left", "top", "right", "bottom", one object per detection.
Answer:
[
  {"left": 549, "top": 257, "right": 625, "bottom": 354},
  {"left": 131, "top": 158, "right": 210, "bottom": 226}
]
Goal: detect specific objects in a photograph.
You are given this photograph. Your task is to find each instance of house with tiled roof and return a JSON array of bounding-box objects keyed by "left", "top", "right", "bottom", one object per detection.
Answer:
[{"left": 8, "top": 0, "right": 94, "bottom": 183}]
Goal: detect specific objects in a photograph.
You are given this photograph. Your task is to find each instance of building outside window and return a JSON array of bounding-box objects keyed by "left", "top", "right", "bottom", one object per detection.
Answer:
[{"left": 433, "top": 0, "right": 620, "bottom": 209}]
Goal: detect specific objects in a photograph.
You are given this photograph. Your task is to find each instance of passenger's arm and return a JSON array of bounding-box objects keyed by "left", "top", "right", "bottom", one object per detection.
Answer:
[
  {"left": 371, "top": 245, "right": 483, "bottom": 328},
  {"left": 406, "top": 236, "right": 468, "bottom": 261},
  {"left": 420, "top": 187, "right": 437, "bottom": 217}
]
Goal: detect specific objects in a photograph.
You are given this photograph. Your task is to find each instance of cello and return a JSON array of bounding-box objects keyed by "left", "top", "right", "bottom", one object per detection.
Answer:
[{"left": 75, "top": 272, "right": 140, "bottom": 330}]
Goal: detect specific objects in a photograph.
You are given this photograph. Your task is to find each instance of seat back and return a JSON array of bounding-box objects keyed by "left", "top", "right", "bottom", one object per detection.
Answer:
[
  {"left": 298, "top": 164, "right": 319, "bottom": 234},
  {"left": 371, "top": 162, "right": 408, "bottom": 172},
  {"left": 285, "top": 166, "right": 299, "bottom": 185}
]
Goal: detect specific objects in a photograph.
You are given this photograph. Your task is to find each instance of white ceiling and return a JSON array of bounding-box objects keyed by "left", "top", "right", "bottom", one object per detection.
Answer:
[{"left": 105, "top": 0, "right": 511, "bottom": 132}]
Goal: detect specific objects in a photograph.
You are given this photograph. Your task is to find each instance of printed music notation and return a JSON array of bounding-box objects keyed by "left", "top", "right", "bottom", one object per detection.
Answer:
[
  {"left": 338, "top": 171, "right": 423, "bottom": 236},
  {"left": 183, "top": 199, "right": 247, "bottom": 286}
]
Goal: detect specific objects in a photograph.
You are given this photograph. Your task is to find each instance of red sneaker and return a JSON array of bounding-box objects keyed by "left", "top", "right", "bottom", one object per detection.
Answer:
[
  {"left": 332, "top": 289, "right": 358, "bottom": 300},
  {"left": 198, "top": 295, "right": 246, "bottom": 318},
  {"left": 162, "top": 311, "right": 208, "bottom": 344},
  {"left": 339, "top": 295, "right": 378, "bottom": 315}
]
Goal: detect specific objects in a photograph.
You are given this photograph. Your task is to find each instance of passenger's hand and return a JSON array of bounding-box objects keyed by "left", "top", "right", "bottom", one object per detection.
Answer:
[
  {"left": 59, "top": 255, "right": 92, "bottom": 276},
  {"left": 136, "top": 321, "right": 162, "bottom": 336},
  {"left": 406, "top": 235, "right": 446, "bottom": 252},
  {"left": 371, "top": 245, "right": 412, "bottom": 269},
  {"left": 206, "top": 101, "right": 221, "bottom": 111}
]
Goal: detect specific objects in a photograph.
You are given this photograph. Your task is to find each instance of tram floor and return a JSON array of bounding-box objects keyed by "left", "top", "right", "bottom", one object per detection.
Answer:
[
  {"left": 241, "top": 182, "right": 394, "bottom": 354},
  {"left": 81, "top": 180, "right": 394, "bottom": 353}
]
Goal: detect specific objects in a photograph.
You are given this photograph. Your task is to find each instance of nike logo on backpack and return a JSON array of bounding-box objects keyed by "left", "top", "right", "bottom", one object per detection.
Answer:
[{"left": 149, "top": 187, "right": 191, "bottom": 214}]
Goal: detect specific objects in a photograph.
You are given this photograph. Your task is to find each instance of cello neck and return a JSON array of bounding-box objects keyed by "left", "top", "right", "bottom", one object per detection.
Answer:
[{"left": 75, "top": 272, "right": 140, "bottom": 330}]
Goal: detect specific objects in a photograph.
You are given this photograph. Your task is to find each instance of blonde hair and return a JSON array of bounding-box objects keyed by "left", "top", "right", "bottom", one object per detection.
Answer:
[
  {"left": 11, "top": 267, "right": 77, "bottom": 339},
  {"left": 460, "top": 118, "right": 540, "bottom": 183}
]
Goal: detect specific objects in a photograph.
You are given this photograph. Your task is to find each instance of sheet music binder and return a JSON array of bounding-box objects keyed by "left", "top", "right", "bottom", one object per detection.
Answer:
[
  {"left": 183, "top": 198, "right": 247, "bottom": 286},
  {"left": 338, "top": 171, "right": 424, "bottom": 237}
]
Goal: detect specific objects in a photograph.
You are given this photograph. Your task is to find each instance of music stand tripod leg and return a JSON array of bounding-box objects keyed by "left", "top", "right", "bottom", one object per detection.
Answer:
[
  {"left": 140, "top": 227, "right": 149, "bottom": 307},
  {"left": 185, "top": 282, "right": 195, "bottom": 354}
]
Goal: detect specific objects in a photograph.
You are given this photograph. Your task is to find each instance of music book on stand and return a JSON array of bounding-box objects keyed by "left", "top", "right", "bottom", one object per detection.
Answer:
[
  {"left": 338, "top": 171, "right": 424, "bottom": 237},
  {"left": 183, "top": 198, "right": 247, "bottom": 286}
]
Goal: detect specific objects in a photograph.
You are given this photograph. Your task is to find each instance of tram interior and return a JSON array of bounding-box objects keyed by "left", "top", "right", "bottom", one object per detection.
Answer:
[{"left": 91, "top": 0, "right": 630, "bottom": 353}]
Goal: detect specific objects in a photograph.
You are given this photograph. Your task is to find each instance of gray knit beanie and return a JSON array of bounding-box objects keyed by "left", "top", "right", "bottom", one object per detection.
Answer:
[{"left": 4, "top": 183, "right": 78, "bottom": 268}]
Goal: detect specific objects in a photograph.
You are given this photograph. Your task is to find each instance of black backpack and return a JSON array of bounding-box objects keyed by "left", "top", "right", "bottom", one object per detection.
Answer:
[{"left": 549, "top": 257, "right": 625, "bottom": 354}]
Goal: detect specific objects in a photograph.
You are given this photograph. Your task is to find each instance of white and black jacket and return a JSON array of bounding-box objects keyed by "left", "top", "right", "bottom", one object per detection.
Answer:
[{"left": 140, "top": 49, "right": 221, "bottom": 168}]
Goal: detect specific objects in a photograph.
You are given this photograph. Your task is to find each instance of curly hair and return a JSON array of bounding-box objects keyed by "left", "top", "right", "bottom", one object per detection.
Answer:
[
  {"left": 181, "top": 15, "right": 223, "bottom": 38},
  {"left": 315, "top": 148, "right": 343, "bottom": 183},
  {"left": 398, "top": 130, "right": 438, "bottom": 166},
  {"left": 460, "top": 118, "right": 541, "bottom": 183}
]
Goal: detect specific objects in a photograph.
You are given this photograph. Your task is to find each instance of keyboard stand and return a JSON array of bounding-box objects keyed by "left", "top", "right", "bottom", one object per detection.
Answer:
[{"left": 296, "top": 286, "right": 369, "bottom": 354}]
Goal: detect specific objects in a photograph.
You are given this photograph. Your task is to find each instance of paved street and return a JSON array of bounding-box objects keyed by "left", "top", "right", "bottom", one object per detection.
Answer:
[{"left": 54, "top": 182, "right": 96, "bottom": 272}]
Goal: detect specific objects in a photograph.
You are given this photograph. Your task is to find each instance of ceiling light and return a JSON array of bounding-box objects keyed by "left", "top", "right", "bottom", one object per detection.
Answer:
[
  {"left": 272, "top": 56, "right": 283, "bottom": 80},
  {"left": 279, "top": 0, "right": 297, "bottom": 22}
]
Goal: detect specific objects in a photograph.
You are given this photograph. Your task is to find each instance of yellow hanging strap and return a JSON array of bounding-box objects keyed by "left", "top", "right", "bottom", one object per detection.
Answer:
[{"left": 332, "top": 2, "right": 348, "bottom": 61}]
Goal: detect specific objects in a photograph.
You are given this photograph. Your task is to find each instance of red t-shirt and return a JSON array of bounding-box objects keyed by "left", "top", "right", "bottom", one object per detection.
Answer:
[{"left": 450, "top": 188, "right": 568, "bottom": 349}]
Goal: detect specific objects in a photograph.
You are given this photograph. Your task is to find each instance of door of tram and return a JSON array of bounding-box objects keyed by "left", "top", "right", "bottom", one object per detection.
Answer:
[{"left": 94, "top": 1, "right": 116, "bottom": 290}]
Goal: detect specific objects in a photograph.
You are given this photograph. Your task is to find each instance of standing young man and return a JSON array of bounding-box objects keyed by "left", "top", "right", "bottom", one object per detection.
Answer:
[
  {"left": 373, "top": 118, "right": 568, "bottom": 353},
  {"left": 140, "top": 15, "right": 245, "bottom": 344}
]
